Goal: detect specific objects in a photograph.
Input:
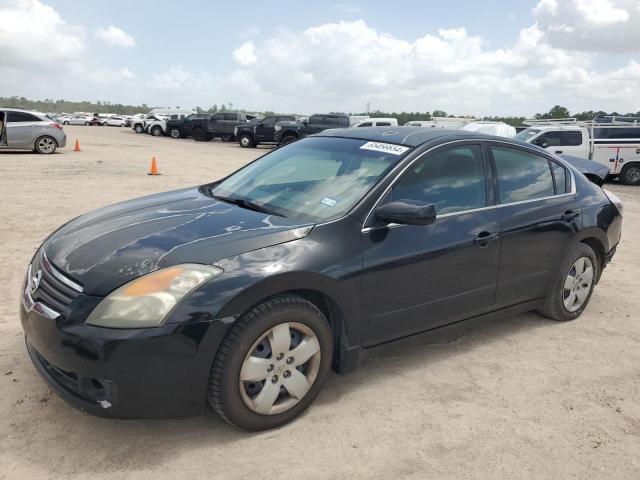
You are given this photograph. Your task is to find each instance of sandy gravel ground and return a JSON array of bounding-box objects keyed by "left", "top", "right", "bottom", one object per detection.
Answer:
[{"left": 0, "top": 126, "right": 639, "bottom": 480}]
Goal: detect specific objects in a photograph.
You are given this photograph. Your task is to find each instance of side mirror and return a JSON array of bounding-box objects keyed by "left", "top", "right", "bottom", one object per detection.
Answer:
[
  {"left": 374, "top": 200, "right": 436, "bottom": 226},
  {"left": 302, "top": 119, "right": 308, "bottom": 126},
  {"left": 257, "top": 122, "right": 264, "bottom": 127}
]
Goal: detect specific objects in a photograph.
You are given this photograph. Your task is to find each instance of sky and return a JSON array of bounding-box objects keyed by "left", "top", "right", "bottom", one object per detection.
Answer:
[{"left": 1, "top": 0, "right": 639, "bottom": 116}]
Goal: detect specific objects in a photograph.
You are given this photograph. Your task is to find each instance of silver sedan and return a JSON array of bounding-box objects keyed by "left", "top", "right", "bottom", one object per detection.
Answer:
[{"left": 0, "top": 108, "right": 67, "bottom": 154}]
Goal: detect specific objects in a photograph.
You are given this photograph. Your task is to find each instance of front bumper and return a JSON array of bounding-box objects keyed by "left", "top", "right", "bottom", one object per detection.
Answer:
[{"left": 20, "top": 297, "right": 227, "bottom": 419}]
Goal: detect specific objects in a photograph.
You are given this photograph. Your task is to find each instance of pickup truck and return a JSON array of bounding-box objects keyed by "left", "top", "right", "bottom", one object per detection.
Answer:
[
  {"left": 273, "top": 114, "right": 350, "bottom": 144},
  {"left": 234, "top": 115, "right": 298, "bottom": 147},
  {"left": 516, "top": 116, "right": 640, "bottom": 185},
  {"left": 190, "top": 112, "right": 261, "bottom": 142},
  {"left": 165, "top": 114, "right": 212, "bottom": 139}
]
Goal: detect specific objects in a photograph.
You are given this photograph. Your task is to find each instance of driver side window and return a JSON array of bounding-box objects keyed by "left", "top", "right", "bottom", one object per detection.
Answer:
[{"left": 391, "top": 145, "right": 487, "bottom": 215}]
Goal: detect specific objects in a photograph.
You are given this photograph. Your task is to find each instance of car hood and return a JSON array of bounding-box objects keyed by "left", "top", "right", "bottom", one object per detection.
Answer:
[
  {"left": 560, "top": 155, "right": 610, "bottom": 186},
  {"left": 44, "top": 186, "right": 313, "bottom": 296}
]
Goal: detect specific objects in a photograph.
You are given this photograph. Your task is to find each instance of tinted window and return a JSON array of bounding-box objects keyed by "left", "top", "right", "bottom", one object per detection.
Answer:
[
  {"left": 492, "top": 147, "right": 555, "bottom": 203},
  {"left": 551, "top": 161, "right": 568, "bottom": 194},
  {"left": 376, "top": 122, "right": 392, "bottom": 126},
  {"left": 212, "top": 114, "right": 224, "bottom": 120},
  {"left": 595, "top": 127, "right": 640, "bottom": 139},
  {"left": 223, "top": 113, "right": 238, "bottom": 121},
  {"left": 538, "top": 131, "right": 562, "bottom": 147},
  {"left": 279, "top": 116, "right": 295, "bottom": 122},
  {"left": 308, "top": 115, "right": 322, "bottom": 125},
  {"left": 8, "top": 112, "right": 41, "bottom": 123},
  {"left": 391, "top": 145, "right": 487, "bottom": 215},
  {"left": 322, "top": 116, "right": 341, "bottom": 127},
  {"left": 563, "top": 131, "right": 582, "bottom": 146},
  {"left": 261, "top": 117, "right": 276, "bottom": 127},
  {"left": 357, "top": 122, "right": 373, "bottom": 127}
]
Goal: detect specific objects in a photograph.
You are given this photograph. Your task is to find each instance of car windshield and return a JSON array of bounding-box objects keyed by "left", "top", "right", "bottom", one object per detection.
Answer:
[
  {"left": 210, "top": 137, "right": 410, "bottom": 222},
  {"left": 514, "top": 128, "right": 541, "bottom": 141}
]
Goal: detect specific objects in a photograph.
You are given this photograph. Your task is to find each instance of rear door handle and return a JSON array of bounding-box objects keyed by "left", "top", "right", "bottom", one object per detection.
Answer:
[
  {"left": 561, "top": 210, "right": 580, "bottom": 221},
  {"left": 473, "top": 232, "right": 499, "bottom": 247}
]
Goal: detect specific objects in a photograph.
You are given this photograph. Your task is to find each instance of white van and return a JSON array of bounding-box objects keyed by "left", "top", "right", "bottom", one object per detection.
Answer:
[
  {"left": 516, "top": 117, "right": 640, "bottom": 185},
  {"left": 355, "top": 118, "right": 398, "bottom": 127},
  {"left": 404, "top": 117, "right": 476, "bottom": 129}
]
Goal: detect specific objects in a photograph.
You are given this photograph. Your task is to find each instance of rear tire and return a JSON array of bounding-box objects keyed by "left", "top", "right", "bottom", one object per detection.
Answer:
[
  {"left": 239, "top": 134, "right": 254, "bottom": 148},
  {"left": 281, "top": 135, "right": 297, "bottom": 145},
  {"left": 208, "top": 295, "right": 333, "bottom": 431},
  {"left": 539, "top": 243, "right": 598, "bottom": 321},
  {"left": 169, "top": 128, "right": 181, "bottom": 139},
  {"left": 151, "top": 126, "right": 163, "bottom": 137},
  {"left": 619, "top": 163, "right": 640, "bottom": 186},
  {"left": 134, "top": 124, "right": 144, "bottom": 133},
  {"left": 34, "top": 136, "right": 57, "bottom": 154},
  {"left": 63, "top": 121, "right": 69, "bottom": 125},
  {"left": 84, "top": 122, "right": 90, "bottom": 126}
]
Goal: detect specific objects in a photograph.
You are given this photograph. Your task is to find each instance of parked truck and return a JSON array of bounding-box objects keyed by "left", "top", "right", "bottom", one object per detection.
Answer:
[
  {"left": 273, "top": 114, "right": 351, "bottom": 144},
  {"left": 516, "top": 116, "right": 640, "bottom": 185},
  {"left": 189, "top": 112, "right": 261, "bottom": 142}
]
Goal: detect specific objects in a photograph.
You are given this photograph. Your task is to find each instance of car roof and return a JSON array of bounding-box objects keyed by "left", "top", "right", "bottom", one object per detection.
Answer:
[{"left": 316, "top": 126, "right": 492, "bottom": 147}]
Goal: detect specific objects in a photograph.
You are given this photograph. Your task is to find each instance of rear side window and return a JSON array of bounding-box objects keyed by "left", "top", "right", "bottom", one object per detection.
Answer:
[
  {"left": 357, "top": 122, "right": 373, "bottom": 127},
  {"left": 279, "top": 116, "right": 295, "bottom": 122},
  {"left": 323, "top": 116, "right": 341, "bottom": 127},
  {"left": 563, "top": 131, "right": 582, "bottom": 146},
  {"left": 392, "top": 145, "right": 487, "bottom": 215},
  {"left": 491, "top": 147, "right": 555, "bottom": 203},
  {"left": 223, "top": 113, "right": 238, "bottom": 121},
  {"left": 538, "top": 131, "right": 562, "bottom": 147},
  {"left": 7, "top": 112, "right": 41, "bottom": 122},
  {"left": 551, "top": 162, "right": 569, "bottom": 194},
  {"left": 376, "top": 122, "right": 392, "bottom": 126}
]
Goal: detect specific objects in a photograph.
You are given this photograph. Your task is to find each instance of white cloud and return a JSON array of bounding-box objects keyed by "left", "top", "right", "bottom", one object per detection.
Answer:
[
  {"left": 533, "top": 0, "right": 640, "bottom": 52},
  {"left": 0, "top": 0, "right": 85, "bottom": 69},
  {"left": 226, "top": 19, "right": 640, "bottom": 115},
  {"left": 95, "top": 25, "right": 136, "bottom": 48},
  {"left": 233, "top": 41, "right": 258, "bottom": 66}
]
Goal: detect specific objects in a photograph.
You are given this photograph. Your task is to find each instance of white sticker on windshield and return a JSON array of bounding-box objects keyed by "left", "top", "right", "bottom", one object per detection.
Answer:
[
  {"left": 360, "top": 142, "right": 410, "bottom": 156},
  {"left": 321, "top": 197, "right": 338, "bottom": 207}
]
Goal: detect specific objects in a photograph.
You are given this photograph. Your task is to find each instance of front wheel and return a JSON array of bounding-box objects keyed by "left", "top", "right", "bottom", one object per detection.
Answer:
[
  {"left": 151, "top": 126, "right": 163, "bottom": 137},
  {"left": 84, "top": 122, "right": 90, "bottom": 126},
  {"left": 169, "top": 128, "right": 181, "bottom": 139},
  {"left": 63, "top": 121, "right": 69, "bottom": 125},
  {"left": 208, "top": 295, "right": 333, "bottom": 430},
  {"left": 34, "top": 136, "right": 57, "bottom": 154},
  {"left": 193, "top": 128, "right": 208, "bottom": 141},
  {"left": 134, "top": 124, "right": 144, "bottom": 133},
  {"left": 619, "top": 163, "right": 640, "bottom": 186},
  {"left": 238, "top": 134, "right": 254, "bottom": 148},
  {"left": 281, "top": 135, "right": 297, "bottom": 145},
  {"left": 539, "top": 243, "right": 598, "bottom": 321}
]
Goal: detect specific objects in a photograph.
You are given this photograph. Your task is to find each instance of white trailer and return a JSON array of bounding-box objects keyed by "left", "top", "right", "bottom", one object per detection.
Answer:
[{"left": 516, "top": 117, "right": 640, "bottom": 185}]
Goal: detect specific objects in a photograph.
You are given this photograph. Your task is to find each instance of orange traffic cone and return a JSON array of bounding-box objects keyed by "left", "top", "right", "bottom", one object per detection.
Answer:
[
  {"left": 73, "top": 139, "right": 81, "bottom": 152},
  {"left": 148, "top": 156, "right": 160, "bottom": 175}
]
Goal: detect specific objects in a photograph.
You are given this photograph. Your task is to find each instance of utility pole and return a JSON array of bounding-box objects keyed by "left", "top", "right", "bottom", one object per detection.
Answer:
[
  {"left": 366, "top": 102, "right": 370, "bottom": 114},
  {"left": 228, "top": 102, "right": 234, "bottom": 111}
]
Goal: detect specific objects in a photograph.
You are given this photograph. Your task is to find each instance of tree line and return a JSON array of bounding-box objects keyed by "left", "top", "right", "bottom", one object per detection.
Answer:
[{"left": 2, "top": 97, "right": 638, "bottom": 125}]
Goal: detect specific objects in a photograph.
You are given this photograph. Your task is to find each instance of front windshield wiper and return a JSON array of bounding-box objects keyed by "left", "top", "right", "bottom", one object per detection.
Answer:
[{"left": 213, "top": 195, "right": 285, "bottom": 217}]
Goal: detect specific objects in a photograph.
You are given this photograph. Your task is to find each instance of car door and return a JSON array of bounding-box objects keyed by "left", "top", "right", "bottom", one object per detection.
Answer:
[
  {"left": 5, "top": 111, "right": 41, "bottom": 148},
  {"left": 361, "top": 143, "right": 501, "bottom": 346},
  {"left": 488, "top": 143, "right": 580, "bottom": 308},
  {"left": 256, "top": 117, "right": 276, "bottom": 142},
  {"left": 0, "top": 110, "right": 6, "bottom": 146}
]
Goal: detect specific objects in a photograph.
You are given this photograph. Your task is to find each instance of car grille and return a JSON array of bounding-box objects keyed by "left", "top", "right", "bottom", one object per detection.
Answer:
[{"left": 30, "top": 250, "right": 83, "bottom": 314}]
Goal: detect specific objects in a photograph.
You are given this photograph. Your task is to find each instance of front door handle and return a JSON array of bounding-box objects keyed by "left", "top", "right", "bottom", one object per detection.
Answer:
[
  {"left": 473, "top": 231, "right": 499, "bottom": 247},
  {"left": 561, "top": 209, "right": 580, "bottom": 221},
  {"left": 555, "top": 150, "right": 563, "bottom": 154}
]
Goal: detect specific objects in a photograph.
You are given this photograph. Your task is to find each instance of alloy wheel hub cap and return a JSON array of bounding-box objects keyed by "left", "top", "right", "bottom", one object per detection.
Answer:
[{"left": 563, "top": 257, "right": 594, "bottom": 313}]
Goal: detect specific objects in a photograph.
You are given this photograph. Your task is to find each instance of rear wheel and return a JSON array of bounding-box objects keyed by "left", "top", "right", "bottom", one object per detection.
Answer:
[
  {"left": 539, "top": 243, "right": 598, "bottom": 321},
  {"left": 619, "top": 163, "right": 640, "bottom": 186},
  {"left": 151, "top": 126, "right": 163, "bottom": 137},
  {"left": 208, "top": 295, "right": 333, "bottom": 430},
  {"left": 281, "top": 135, "right": 297, "bottom": 145},
  {"left": 34, "top": 136, "right": 57, "bottom": 154},
  {"left": 63, "top": 121, "right": 69, "bottom": 125},
  {"left": 84, "top": 121, "right": 90, "bottom": 126},
  {"left": 239, "top": 134, "right": 254, "bottom": 148},
  {"left": 169, "top": 128, "right": 181, "bottom": 139},
  {"left": 134, "top": 124, "right": 144, "bottom": 133}
]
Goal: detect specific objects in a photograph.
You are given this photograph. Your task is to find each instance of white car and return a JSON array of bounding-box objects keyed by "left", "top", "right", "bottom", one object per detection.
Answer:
[
  {"left": 104, "top": 116, "right": 127, "bottom": 127},
  {"left": 60, "top": 115, "right": 92, "bottom": 126},
  {"left": 355, "top": 118, "right": 398, "bottom": 127}
]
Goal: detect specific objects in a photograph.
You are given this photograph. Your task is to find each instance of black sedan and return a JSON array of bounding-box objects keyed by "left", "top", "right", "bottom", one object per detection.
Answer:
[{"left": 20, "top": 128, "right": 622, "bottom": 430}]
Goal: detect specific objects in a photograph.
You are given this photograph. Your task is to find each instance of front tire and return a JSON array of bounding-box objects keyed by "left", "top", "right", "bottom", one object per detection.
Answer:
[
  {"left": 34, "top": 136, "right": 57, "bottom": 154},
  {"left": 169, "top": 128, "right": 181, "bottom": 139},
  {"left": 238, "top": 134, "right": 254, "bottom": 148},
  {"left": 281, "top": 135, "right": 297, "bottom": 145},
  {"left": 151, "top": 126, "right": 163, "bottom": 137},
  {"left": 193, "top": 127, "right": 208, "bottom": 141},
  {"left": 619, "top": 163, "right": 640, "bottom": 186},
  {"left": 208, "top": 295, "right": 333, "bottom": 431},
  {"left": 539, "top": 243, "right": 598, "bottom": 321},
  {"left": 134, "top": 124, "right": 144, "bottom": 133}
]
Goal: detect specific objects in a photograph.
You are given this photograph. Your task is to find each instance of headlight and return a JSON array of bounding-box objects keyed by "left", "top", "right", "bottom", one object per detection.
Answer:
[
  {"left": 274, "top": 125, "right": 282, "bottom": 131},
  {"left": 86, "top": 264, "right": 223, "bottom": 329}
]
